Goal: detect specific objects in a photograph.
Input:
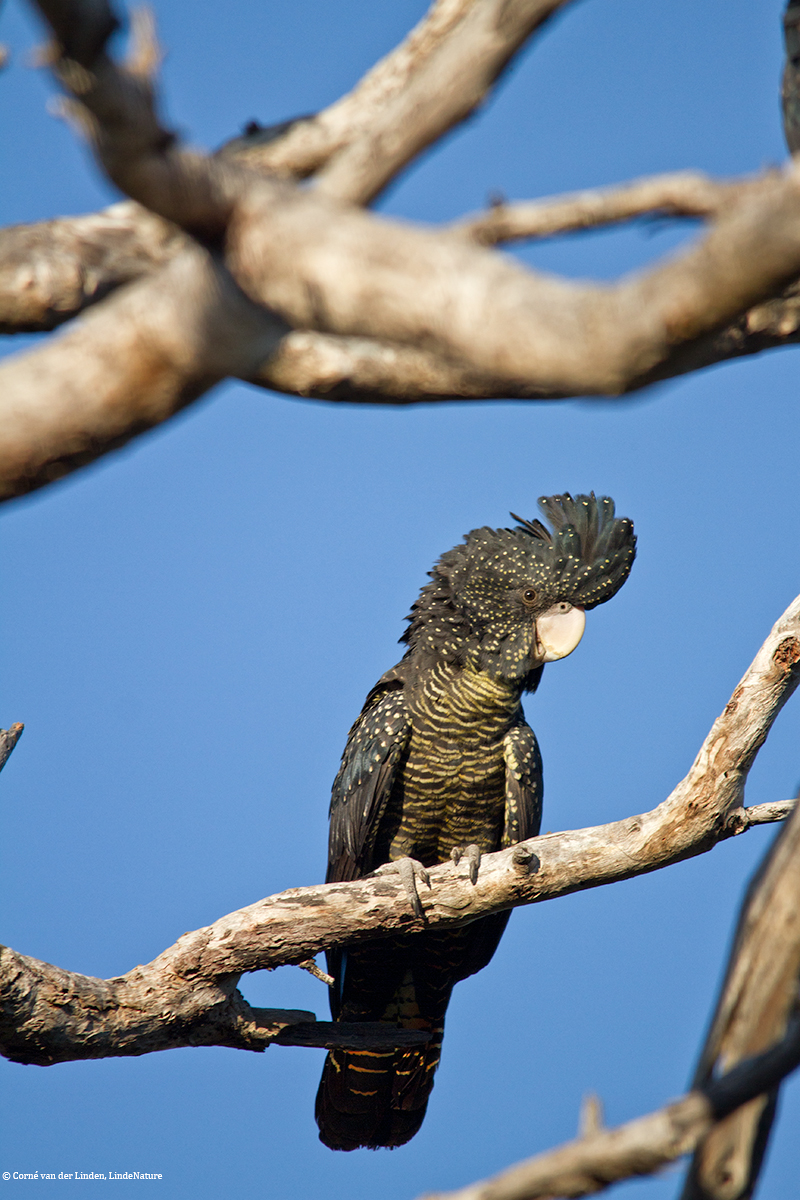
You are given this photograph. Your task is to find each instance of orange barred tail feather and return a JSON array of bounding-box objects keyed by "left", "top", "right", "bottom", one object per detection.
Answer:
[
  {"left": 316, "top": 920, "right": 512, "bottom": 1149},
  {"left": 315, "top": 1031, "right": 444, "bottom": 1151}
]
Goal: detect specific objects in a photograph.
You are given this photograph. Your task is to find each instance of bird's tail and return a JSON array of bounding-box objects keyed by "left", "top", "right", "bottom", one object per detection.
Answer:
[
  {"left": 315, "top": 1024, "right": 444, "bottom": 1151},
  {"left": 316, "top": 919, "right": 510, "bottom": 1151}
]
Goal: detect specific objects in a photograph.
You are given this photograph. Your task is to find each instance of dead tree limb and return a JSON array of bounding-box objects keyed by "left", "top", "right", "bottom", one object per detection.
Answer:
[
  {"left": 5, "top": 162, "right": 800, "bottom": 502},
  {"left": 34, "top": 0, "right": 800, "bottom": 399},
  {"left": 0, "top": 203, "right": 184, "bottom": 333},
  {"left": 0, "top": 171, "right": 776, "bottom": 332},
  {"left": 680, "top": 786, "right": 800, "bottom": 1200},
  {"left": 222, "top": 0, "right": 510, "bottom": 181},
  {"left": 0, "top": 244, "right": 287, "bottom": 498},
  {"left": 449, "top": 172, "right": 753, "bottom": 245},
  {"left": 418, "top": 1022, "right": 800, "bottom": 1200},
  {"left": 420, "top": 799, "right": 800, "bottom": 1200},
  {"left": 312, "top": 0, "right": 574, "bottom": 206},
  {"left": 1, "top": 594, "right": 797, "bottom": 1068},
  {"left": 1, "top": 1, "right": 800, "bottom": 503}
]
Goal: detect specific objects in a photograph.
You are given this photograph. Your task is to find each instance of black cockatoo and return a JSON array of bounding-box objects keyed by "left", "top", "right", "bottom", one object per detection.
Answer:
[{"left": 315, "top": 493, "right": 636, "bottom": 1151}]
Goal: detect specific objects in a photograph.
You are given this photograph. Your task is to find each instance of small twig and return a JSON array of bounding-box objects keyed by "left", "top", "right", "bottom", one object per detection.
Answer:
[
  {"left": 0, "top": 724, "right": 24, "bottom": 774},
  {"left": 449, "top": 172, "right": 757, "bottom": 245},
  {"left": 724, "top": 798, "right": 796, "bottom": 834},
  {"left": 297, "top": 959, "right": 334, "bottom": 987},
  {"left": 578, "top": 1093, "right": 604, "bottom": 1137}
]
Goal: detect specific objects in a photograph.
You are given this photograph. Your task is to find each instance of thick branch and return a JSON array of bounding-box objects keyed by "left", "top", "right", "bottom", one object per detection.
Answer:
[
  {"left": 227, "top": 0, "right": 486, "bottom": 180},
  {"left": 4, "top": 173, "right": 800, "bottom": 501},
  {"left": 30, "top": 0, "right": 572, "bottom": 229},
  {"left": 226, "top": 165, "right": 800, "bottom": 396},
  {"left": 0, "top": 171, "right": 764, "bottom": 331},
  {"left": 56, "top": 0, "right": 800, "bottom": 402},
  {"left": 1, "top": 596, "right": 797, "bottom": 1067},
  {"left": 33, "top": 2, "right": 249, "bottom": 237},
  {"left": 313, "top": 0, "right": 574, "bottom": 205},
  {"left": 0, "top": 203, "right": 184, "bottom": 333},
  {"left": 0, "top": 944, "right": 428, "bottom": 1064},
  {"left": 0, "top": 245, "right": 289, "bottom": 499},
  {"left": 422, "top": 784, "right": 800, "bottom": 1200},
  {"left": 5, "top": 3, "right": 800, "bottom": 499},
  {"left": 681, "top": 792, "right": 800, "bottom": 1199}
]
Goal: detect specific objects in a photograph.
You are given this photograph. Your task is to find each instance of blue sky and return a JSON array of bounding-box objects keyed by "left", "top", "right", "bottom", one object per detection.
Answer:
[{"left": 1, "top": 1, "right": 798, "bottom": 1197}]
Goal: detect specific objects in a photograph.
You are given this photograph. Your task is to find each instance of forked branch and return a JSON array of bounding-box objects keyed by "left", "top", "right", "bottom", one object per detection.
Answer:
[
  {"left": 421, "top": 789, "right": 800, "bottom": 1200},
  {"left": 2, "top": 0, "right": 800, "bottom": 503},
  {"left": 1, "top": 595, "right": 797, "bottom": 1067}
]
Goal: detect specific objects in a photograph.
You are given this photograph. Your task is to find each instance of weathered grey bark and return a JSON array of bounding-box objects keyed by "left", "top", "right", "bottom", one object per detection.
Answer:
[
  {"left": 1, "top": 595, "right": 797, "bottom": 1068},
  {"left": 0, "top": 246, "right": 288, "bottom": 498},
  {"left": 0, "top": 943, "right": 428, "bottom": 1064},
  {"left": 421, "top": 802, "right": 800, "bottom": 1200},
  {"left": 680, "top": 784, "right": 800, "bottom": 1200},
  {"left": 1, "top": 0, "right": 800, "bottom": 503},
  {"left": 0, "top": 203, "right": 183, "bottom": 333},
  {"left": 5, "top": 164, "right": 800, "bottom": 501},
  {"left": 0, "top": 171, "right": 748, "bottom": 334},
  {"left": 419, "top": 1027, "right": 800, "bottom": 1200},
  {"left": 312, "top": 0, "right": 575, "bottom": 205}
]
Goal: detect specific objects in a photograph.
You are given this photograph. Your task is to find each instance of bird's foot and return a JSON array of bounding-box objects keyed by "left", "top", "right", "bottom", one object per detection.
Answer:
[
  {"left": 374, "top": 857, "right": 431, "bottom": 918},
  {"left": 450, "top": 843, "right": 482, "bottom": 885}
]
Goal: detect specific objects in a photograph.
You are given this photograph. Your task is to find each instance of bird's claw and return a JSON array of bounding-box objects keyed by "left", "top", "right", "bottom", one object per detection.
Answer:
[
  {"left": 375, "top": 856, "right": 431, "bottom": 918},
  {"left": 450, "top": 843, "right": 482, "bottom": 885}
]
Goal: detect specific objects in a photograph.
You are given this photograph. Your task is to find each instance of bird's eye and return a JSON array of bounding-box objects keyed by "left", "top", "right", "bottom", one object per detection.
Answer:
[
  {"left": 556, "top": 602, "right": 572, "bottom": 613},
  {"left": 522, "top": 588, "right": 537, "bottom": 604}
]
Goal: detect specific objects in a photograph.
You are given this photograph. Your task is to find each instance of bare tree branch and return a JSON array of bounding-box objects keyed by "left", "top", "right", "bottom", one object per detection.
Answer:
[
  {"left": 0, "top": 171, "right": 767, "bottom": 332},
  {"left": 32, "top": 0, "right": 242, "bottom": 237},
  {"left": 449, "top": 172, "right": 752, "bottom": 245},
  {"left": 4, "top": 0, "right": 800, "bottom": 503},
  {"left": 313, "top": 0, "right": 574, "bottom": 205},
  {"left": 0, "top": 246, "right": 287, "bottom": 500},
  {"left": 420, "top": 799, "right": 800, "bottom": 1200},
  {"left": 0, "top": 203, "right": 183, "bottom": 333},
  {"left": 227, "top": 0, "right": 488, "bottom": 180},
  {"left": 0, "top": 943, "right": 429, "bottom": 1064},
  {"left": 418, "top": 1022, "right": 800, "bottom": 1200},
  {"left": 0, "top": 724, "right": 24, "bottom": 774},
  {"left": 5, "top": 176, "right": 800, "bottom": 500},
  {"left": 226, "top": 166, "right": 800, "bottom": 396},
  {"left": 680, "top": 792, "right": 800, "bottom": 1199},
  {"left": 1, "top": 595, "right": 797, "bottom": 1067},
  {"left": 41, "top": 0, "right": 800, "bottom": 401}
]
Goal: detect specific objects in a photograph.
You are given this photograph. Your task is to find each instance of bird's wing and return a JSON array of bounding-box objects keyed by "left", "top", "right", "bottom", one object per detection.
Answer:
[
  {"left": 326, "top": 670, "right": 412, "bottom": 885},
  {"left": 449, "top": 715, "right": 544, "bottom": 987},
  {"left": 502, "top": 715, "right": 544, "bottom": 845}
]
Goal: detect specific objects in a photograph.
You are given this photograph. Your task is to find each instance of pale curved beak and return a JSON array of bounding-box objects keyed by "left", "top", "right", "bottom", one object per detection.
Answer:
[{"left": 535, "top": 605, "right": 586, "bottom": 663}]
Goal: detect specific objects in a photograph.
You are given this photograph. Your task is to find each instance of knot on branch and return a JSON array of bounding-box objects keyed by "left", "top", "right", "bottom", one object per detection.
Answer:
[
  {"left": 511, "top": 844, "right": 539, "bottom": 874},
  {"left": 773, "top": 635, "right": 800, "bottom": 673}
]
